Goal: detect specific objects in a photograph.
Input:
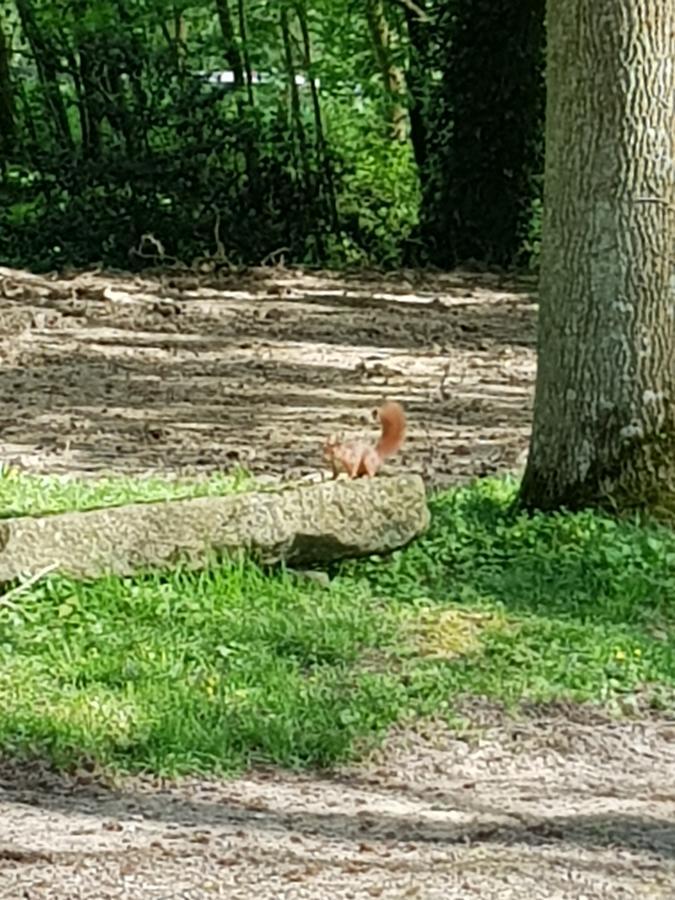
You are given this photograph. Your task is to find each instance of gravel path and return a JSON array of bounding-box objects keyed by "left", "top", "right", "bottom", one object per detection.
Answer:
[{"left": 1, "top": 713, "right": 674, "bottom": 898}]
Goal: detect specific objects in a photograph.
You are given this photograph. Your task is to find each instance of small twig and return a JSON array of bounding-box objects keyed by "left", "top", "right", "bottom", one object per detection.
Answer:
[
  {"left": 439, "top": 359, "right": 452, "bottom": 401},
  {"left": 260, "top": 247, "right": 290, "bottom": 267},
  {"left": 129, "top": 233, "right": 180, "bottom": 267},
  {"left": 393, "top": 0, "right": 430, "bottom": 21},
  {"left": 0, "top": 564, "right": 58, "bottom": 609}
]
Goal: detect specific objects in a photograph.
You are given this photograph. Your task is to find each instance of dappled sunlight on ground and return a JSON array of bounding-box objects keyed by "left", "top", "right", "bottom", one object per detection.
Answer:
[{"left": 0, "top": 266, "right": 536, "bottom": 487}]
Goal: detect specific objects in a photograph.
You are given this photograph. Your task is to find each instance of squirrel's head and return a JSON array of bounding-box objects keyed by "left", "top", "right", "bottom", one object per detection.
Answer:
[{"left": 322, "top": 435, "right": 339, "bottom": 460}]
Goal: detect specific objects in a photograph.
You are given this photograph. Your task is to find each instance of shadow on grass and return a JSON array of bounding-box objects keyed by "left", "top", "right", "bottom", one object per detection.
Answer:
[{"left": 355, "top": 479, "right": 675, "bottom": 632}]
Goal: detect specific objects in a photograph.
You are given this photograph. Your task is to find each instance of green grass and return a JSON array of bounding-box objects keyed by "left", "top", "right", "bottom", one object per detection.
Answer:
[
  {"left": 0, "top": 474, "right": 673, "bottom": 776},
  {"left": 0, "top": 465, "right": 255, "bottom": 518}
]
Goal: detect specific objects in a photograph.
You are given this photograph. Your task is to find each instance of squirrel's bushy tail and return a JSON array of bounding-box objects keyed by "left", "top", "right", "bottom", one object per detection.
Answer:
[{"left": 375, "top": 401, "right": 406, "bottom": 459}]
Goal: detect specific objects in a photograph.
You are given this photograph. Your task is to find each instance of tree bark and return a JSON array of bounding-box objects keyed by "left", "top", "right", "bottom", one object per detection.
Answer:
[
  {"left": 76, "top": 40, "right": 102, "bottom": 158},
  {"left": 365, "top": 0, "right": 407, "bottom": 142},
  {"left": 236, "top": 0, "right": 255, "bottom": 107},
  {"left": 280, "top": 6, "right": 308, "bottom": 174},
  {"left": 402, "top": 0, "right": 428, "bottom": 171},
  {"left": 15, "top": 0, "right": 73, "bottom": 150},
  {"left": 519, "top": 0, "right": 675, "bottom": 515},
  {"left": 214, "top": 0, "right": 243, "bottom": 86},
  {"left": 295, "top": 0, "right": 338, "bottom": 231},
  {"left": 0, "top": 18, "right": 15, "bottom": 166}
]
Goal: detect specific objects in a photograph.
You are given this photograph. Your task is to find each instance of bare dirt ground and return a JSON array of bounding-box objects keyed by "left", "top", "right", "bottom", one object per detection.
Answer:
[
  {"left": 0, "top": 265, "right": 536, "bottom": 487},
  {"left": 1, "top": 266, "right": 673, "bottom": 898},
  {"left": 1, "top": 709, "right": 674, "bottom": 899}
]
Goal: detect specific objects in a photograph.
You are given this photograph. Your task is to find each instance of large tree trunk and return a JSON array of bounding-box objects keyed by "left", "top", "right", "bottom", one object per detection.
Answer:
[{"left": 519, "top": 0, "right": 675, "bottom": 515}]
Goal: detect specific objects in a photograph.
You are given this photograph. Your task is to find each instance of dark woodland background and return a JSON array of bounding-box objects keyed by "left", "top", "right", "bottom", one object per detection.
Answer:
[{"left": 0, "top": 0, "right": 545, "bottom": 273}]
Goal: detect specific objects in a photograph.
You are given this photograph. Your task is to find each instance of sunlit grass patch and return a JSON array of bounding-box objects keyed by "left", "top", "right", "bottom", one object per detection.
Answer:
[{"left": 0, "top": 465, "right": 254, "bottom": 518}]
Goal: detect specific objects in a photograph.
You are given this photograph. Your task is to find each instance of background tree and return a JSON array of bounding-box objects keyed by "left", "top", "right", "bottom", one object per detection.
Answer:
[
  {"left": 365, "top": 0, "right": 407, "bottom": 141},
  {"left": 0, "top": 16, "right": 16, "bottom": 166},
  {"left": 519, "top": 0, "right": 675, "bottom": 515}
]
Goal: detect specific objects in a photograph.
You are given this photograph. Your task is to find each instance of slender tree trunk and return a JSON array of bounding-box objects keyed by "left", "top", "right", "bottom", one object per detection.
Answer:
[
  {"left": 214, "top": 0, "right": 243, "bottom": 86},
  {"left": 519, "top": 0, "right": 675, "bottom": 515},
  {"left": 112, "top": 1, "right": 148, "bottom": 153},
  {"left": 15, "top": 0, "right": 73, "bottom": 150},
  {"left": 279, "top": 6, "right": 311, "bottom": 249},
  {"left": 162, "top": 9, "right": 187, "bottom": 72},
  {"left": 402, "top": 0, "right": 428, "bottom": 171},
  {"left": 365, "top": 0, "right": 407, "bottom": 141},
  {"left": 280, "top": 8, "right": 307, "bottom": 170},
  {"left": 77, "top": 41, "right": 102, "bottom": 158},
  {"left": 0, "top": 18, "right": 16, "bottom": 162},
  {"left": 63, "top": 46, "right": 89, "bottom": 151},
  {"left": 236, "top": 0, "right": 255, "bottom": 106},
  {"left": 173, "top": 8, "right": 187, "bottom": 64},
  {"left": 295, "top": 1, "right": 338, "bottom": 231}
]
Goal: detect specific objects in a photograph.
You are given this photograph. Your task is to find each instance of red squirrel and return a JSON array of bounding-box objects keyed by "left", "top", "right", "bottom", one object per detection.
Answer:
[{"left": 323, "top": 400, "right": 406, "bottom": 478}]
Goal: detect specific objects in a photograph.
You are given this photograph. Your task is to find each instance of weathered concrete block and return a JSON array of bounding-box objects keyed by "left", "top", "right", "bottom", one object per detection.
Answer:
[{"left": 0, "top": 474, "right": 429, "bottom": 582}]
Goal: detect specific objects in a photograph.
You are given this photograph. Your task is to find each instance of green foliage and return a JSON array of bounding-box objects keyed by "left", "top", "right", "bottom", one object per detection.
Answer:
[
  {"left": 4, "top": 127, "right": 327, "bottom": 269},
  {"left": 326, "top": 101, "right": 420, "bottom": 266},
  {"left": 0, "top": 0, "right": 543, "bottom": 271},
  {"left": 521, "top": 192, "right": 543, "bottom": 268},
  {"left": 0, "top": 474, "right": 672, "bottom": 776},
  {"left": 413, "top": 0, "right": 546, "bottom": 268},
  {"left": 0, "top": 465, "right": 253, "bottom": 518}
]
